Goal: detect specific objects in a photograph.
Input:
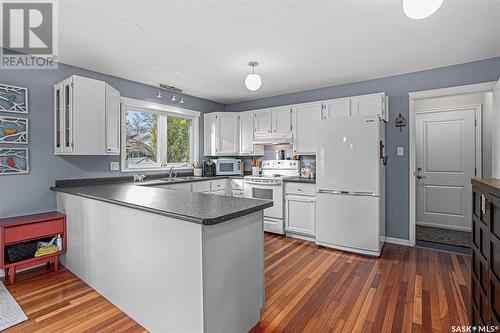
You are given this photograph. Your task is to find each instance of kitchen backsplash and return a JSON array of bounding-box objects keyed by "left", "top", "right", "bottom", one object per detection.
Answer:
[{"left": 236, "top": 145, "right": 315, "bottom": 172}]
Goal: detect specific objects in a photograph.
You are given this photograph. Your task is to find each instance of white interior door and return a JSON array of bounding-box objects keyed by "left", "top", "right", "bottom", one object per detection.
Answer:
[{"left": 415, "top": 107, "right": 478, "bottom": 232}]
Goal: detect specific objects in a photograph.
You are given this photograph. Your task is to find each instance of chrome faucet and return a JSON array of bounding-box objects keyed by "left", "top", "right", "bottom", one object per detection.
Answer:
[
  {"left": 168, "top": 166, "right": 175, "bottom": 181},
  {"left": 133, "top": 173, "right": 145, "bottom": 183}
]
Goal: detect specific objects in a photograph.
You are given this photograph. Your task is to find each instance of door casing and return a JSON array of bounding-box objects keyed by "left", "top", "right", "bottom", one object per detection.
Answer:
[{"left": 408, "top": 81, "right": 495, "bottom": 246}]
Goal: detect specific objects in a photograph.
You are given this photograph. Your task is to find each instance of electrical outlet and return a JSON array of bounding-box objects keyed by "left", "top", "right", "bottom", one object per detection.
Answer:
[
  {"left": 110, "top": 162, "right": 120, "bottom": 171},
  {"left": 397, "top": 147, "right": 404, "bottom": 156}
]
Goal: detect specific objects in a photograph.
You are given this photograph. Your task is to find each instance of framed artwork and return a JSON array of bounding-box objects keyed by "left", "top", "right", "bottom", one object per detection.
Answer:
[
  {"left": 0, "top": 116, "right": 28, "bottom": 144},
  {"left": 0, "top": 84, "right": 28, "bottom": 114},
  {"left": 0, "top": 148, "right": 29, "bottom": 175}
]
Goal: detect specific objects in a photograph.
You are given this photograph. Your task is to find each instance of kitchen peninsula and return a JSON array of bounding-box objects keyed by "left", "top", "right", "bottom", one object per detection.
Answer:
[{"left": 51, "top": 180, "right": 272, "bottom": 333}]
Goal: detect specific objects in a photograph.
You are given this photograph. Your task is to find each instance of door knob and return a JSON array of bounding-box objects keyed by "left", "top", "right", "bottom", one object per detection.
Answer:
[{"left": 416, "top": 175, "right": 427, "bottom": 180}]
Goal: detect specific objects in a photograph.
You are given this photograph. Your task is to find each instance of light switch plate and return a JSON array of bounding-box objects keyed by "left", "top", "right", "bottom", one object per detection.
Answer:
[
  {"left": 397, "top": 147, "right": 404, "bottom": 156},
  {"left": 110, "top": 162, "right": 120, "bottom": 171}
]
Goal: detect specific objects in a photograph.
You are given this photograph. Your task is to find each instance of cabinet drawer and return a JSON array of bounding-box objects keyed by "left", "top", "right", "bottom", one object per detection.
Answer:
[
  {"left": 232, "top": 190, "right": 244, "bottom": 197},
  {"left": 211, "top": 179, "right": 227, "bottom": 191},
  {"left": 285, "top": 182, "right": 315, "bottom": 196},
  {"left": 212, "top": 190, "right": 226, "bottom": 196},
  {"left": 231, "top": 179, "right": 244, "bottom": 190},
  {"left": 4, "top": 219, "right": 64, "bottom": 244}
]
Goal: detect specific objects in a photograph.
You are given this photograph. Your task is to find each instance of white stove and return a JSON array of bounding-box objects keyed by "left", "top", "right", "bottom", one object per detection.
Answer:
[{"left": 244, "top": 160, "right": 300, "bottom": 234}]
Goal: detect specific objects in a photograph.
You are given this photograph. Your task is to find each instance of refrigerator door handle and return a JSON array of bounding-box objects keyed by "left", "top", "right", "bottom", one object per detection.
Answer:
[
  {"left": 317, "top": 189, "right": 342, "bottom": 195},
  {"left": 318, "top": 189, "right": 377, "bottom": 197},
  {"left": 350, "top": 191, "right": 377, "bottom": 197}
]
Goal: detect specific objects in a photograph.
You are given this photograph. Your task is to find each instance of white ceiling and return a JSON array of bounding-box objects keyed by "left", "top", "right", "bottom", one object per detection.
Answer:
[{"left": 58, "top": 0, "right": 500, "bottom": 104}]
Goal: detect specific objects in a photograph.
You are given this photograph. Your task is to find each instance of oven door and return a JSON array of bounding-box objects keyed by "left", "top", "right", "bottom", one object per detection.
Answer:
[{"left": 244, "top": 181, "right": 283, "bottom": 219}]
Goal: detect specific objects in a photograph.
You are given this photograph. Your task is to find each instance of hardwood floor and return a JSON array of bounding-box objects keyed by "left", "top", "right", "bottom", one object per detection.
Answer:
[
  {"left": 252, "top": 233, "right": 471, "bottom": 333},
  {"left": 3, "top": 233, "right": 470, "bottom": 333},
  {"left": 3, "top": 267, "right": 146, "bottom": 332}
]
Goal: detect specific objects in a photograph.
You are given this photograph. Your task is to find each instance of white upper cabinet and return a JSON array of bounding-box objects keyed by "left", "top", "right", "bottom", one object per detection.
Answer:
[
  {"left": 218, "top": 113, "right": 239, "bottom": 156},
  {"left": 204, "top": 113, "right": 218, "bottom": 156},
  {"left": 254, "top": 109, "right": 273, "bottom": 135},
  {"left": 239, "top": 111, "right": 254, "bottom": 155},
  {"left": 54, "top": 75, "right": 120, "bottom": 155},
  {"left": 272, "top": 106, "right": 292, "bottom": 135},
  {"left": 105, "top": 85, "right": 121, "bottom": 154},
  {"left": 292, "top": 102, "right": 322, "bottom": 155},
  {"left": 350, "top": 93, "right": 384, "bottom": 118},
  {"left": 239, "top": 111, "right": 264, "bottom": 156},
  {"left": 204, "top": 112, "right": 262, "bottom": 157},
  {"left": 322, "top": 98, "right": 350, "bottom": 119}
]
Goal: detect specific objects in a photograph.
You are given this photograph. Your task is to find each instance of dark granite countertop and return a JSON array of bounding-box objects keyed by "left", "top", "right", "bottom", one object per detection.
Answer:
[
  {"left": 51, "top": 182, "right": 272, "bottom": 225},
  {"left": 283, "top": 176, "right": 316, "bottom": 184},
  {"left": 472, "top": 178, "right": 500, "bottom": 192},
  {"left": 55, "top": 174, "right": 245, "bottom": 187}
]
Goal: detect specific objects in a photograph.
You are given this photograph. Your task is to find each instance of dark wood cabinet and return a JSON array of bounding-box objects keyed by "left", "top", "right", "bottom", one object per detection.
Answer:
[{"left": 471, "top": 179, "right": 500, "bottom": 327}]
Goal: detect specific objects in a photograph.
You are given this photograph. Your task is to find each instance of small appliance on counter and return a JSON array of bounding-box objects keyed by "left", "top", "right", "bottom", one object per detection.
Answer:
[
  {"left": 214, "top": 158, "right": 242, "bottom": 176},
  {"left": 202, "top": 160, "right": 216, "bottom": 177}
]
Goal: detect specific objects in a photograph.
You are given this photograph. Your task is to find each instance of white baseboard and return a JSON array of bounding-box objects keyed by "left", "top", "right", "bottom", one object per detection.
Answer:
[
  {"left": 285, "top": 232, "right": 315, "bottom": 242},
  {"left": 384, "top": 236, "right": 411, "bottom": 246},
  {"left": 416, "top": 221, "right": 471, "bottom": 232}
]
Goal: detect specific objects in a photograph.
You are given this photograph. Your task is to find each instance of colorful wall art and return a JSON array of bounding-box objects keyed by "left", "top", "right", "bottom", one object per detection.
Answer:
[
  {"left": 0, "top": 84, "right": 28, "bottom": 114},
  {"left": 0, "top": 116, "right": 28, "bottom": 144},
  {"left": 0, "top": 148, "right": 29, "bottom": 175}
]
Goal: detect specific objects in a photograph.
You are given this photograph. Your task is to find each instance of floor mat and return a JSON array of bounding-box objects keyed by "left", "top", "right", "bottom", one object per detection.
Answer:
[
  {"left": 416, "top": 225, "right": 471, "bottom": 248},
  {"left": 0, "top": 282, "right": 28, "bottom": 331}
]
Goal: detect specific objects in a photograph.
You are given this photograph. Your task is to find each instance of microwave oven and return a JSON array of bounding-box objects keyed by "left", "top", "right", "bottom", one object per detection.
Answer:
[{"left": 215, "top": 159, "right": 241, "bottom": 175}]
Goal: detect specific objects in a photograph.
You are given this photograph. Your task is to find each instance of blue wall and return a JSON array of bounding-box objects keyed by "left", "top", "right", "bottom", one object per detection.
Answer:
[
  {"left": 1, "top": 57, "right": 499, "bottom": 240},
  {"left": 0, "top": 62, "right": 224, "bottom": 219},
  {"left": 225, "top": 57, "right": 500, "bottom": 240}
]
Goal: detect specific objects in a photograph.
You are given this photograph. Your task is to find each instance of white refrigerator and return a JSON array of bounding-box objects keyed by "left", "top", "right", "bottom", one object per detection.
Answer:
[{"left": 315, "top": 116, "right": 385, "bottom": 256}]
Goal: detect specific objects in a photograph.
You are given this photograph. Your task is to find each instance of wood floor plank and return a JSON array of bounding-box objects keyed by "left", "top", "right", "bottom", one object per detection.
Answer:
[{"left": 4, "top": 235, "right": 471, "bottom": 333}]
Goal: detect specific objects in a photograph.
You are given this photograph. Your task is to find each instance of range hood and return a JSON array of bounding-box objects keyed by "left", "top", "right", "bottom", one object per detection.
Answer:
[{"left": 253, "top": 132, "right": 293, "bottom": 145}]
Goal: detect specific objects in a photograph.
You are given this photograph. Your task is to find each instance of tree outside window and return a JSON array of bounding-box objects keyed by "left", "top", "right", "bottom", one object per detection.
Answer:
[{"left": 125, "top": 109, "right": 193, "bottom": 169}]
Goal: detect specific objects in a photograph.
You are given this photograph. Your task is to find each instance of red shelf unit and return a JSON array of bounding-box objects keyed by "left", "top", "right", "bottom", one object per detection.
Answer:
[{"left": 0, "top": 212, "right": 67, "bottom": 284}]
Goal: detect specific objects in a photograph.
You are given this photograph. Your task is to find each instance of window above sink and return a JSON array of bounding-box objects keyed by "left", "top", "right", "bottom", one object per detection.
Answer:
[{"left": 120, "top": 98, "right": 200, "bottom": 172}]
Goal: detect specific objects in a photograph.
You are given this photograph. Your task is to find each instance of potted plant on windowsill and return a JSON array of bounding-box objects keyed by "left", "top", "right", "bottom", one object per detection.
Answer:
[{"left": 193, "top": 162, "right": 203, "bottom": 177}]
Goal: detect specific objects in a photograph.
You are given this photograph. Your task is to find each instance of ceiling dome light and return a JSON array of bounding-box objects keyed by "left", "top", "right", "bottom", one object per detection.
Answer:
[
  {"left": 245, "top": 61, "right": 262, "bottom": 91},
  {"left": 403, "top": 0, "right": 444, "bottom": 19}
]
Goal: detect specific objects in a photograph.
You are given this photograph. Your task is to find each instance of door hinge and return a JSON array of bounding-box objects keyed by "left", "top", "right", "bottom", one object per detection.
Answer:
[
  {"left": 475, "top": 167, "right": 477, "bottom": 176},
  {"left": 475, "top": 119, "right": 477, "bottom": 127}
]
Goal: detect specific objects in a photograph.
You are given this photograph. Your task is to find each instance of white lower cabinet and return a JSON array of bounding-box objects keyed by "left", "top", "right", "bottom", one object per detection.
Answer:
[
  {"left": 232, "top": 190, "right": 244, "bottom": 197},
  {"left": 212, "top": 190, "right": 227, "bottom": 196},
  {"left": 169, "top": 183, "right": 193, "bottom": 191},
  {"left": 210, "top": 179, "right": 229, "bottom": 195},
  {"left": 285, "top": 183, "right": 316, "bottom": 238},
  {"left": 153, "top": 178, "right": 244, "bottom": 196},
  {"left": 192, "top": 181, "right": 211, "bottom": 193}
]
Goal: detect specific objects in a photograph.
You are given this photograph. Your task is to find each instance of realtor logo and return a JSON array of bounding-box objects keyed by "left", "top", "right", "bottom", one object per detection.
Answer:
[{"left": 1, "top": 0, "right": 58, "bottom": 69}]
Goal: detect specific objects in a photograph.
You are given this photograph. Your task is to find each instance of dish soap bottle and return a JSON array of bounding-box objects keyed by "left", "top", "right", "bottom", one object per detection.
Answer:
[{"left": 56, "top": 234, "right": 63, "bottom": 251}]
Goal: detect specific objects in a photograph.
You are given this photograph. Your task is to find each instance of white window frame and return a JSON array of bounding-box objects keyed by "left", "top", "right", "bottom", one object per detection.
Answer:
[{"left": 121, "top": 97, "right": 200, "bottom": 172}]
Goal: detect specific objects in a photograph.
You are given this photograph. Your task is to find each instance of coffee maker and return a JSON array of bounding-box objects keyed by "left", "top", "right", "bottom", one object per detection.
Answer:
[{"left": 202, "top": 160, "right": 216, "bottom": 177}]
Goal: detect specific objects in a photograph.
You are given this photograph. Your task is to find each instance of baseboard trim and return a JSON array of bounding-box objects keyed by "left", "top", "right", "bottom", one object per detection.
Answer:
[
  {"left": 285, "top": 232, "right": 315, "bottom": 242},
  {"left": 384, "top": 237, "right": 411, "bottom": 246},
  {"left": 416, "top": 222, "right": 471, "bottom": 232}
]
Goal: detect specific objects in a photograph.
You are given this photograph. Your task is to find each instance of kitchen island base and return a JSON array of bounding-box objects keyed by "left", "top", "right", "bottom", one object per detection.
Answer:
[{"left": 56, "top": 192, "right": 264, "bottom": 333}]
